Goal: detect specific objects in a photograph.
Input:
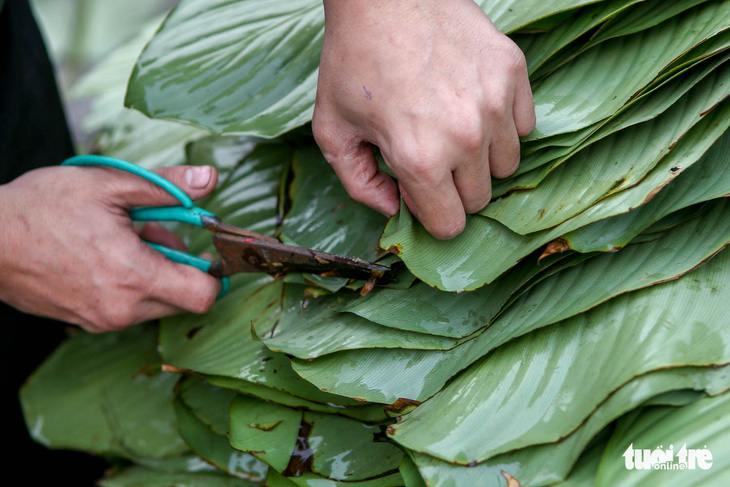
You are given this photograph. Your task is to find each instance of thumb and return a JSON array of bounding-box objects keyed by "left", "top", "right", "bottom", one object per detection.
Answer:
[{"left": 108, "top": 165, "right": 219, "bottom": 208}]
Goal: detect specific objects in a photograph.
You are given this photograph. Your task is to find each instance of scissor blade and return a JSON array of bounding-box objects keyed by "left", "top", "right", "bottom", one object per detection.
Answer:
[{"left": 208, "top": 231, "right": 393, "bottom": 281}]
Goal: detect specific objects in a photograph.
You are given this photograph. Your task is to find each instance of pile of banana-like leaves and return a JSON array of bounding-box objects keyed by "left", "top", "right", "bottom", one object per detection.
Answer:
[{"left": 22, "top": 1, "right": 730, "bottom": 485}]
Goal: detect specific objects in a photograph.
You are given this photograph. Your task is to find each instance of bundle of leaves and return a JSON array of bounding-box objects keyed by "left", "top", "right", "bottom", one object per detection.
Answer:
[{"left": 22, "top": 0, "right": 730, "bottom": 485}]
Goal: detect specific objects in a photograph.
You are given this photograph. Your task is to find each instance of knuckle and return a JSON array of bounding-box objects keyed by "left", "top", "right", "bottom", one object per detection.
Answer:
[
  {"left": 410, "top": 159, "right": 441, "bottom": 183},
  {"left": 483, "top": 98, "right": 506, "bottom": 119},
  {"left": 503, "top": 42, "right": 528, "bottom": 72},
  {"left": 394, "top": 146, "right": 442, "bottom": 182},
  {"left": 458, "top": 126, "right": 484, "bottom": 154},
  {"left": 96, "top": 306, "right": 136, "bottom": 331}
]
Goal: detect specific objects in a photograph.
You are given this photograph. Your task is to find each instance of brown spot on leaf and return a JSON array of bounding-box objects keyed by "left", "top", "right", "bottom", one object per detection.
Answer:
[
  {"left": 330, "top": 201, "right": 346, "bottom": 213},
  {"left": 538, "top": 238, "right": 571, "bottom": 261},
  {"left": 161, "top": 364, "right": 188, "bottom": 374},
  {"left": 607, "top": 177, "right": 626, "bottom": 193},
  {"left": 282, "top": 420, "right": 314, "bottom": 477},
  {"left": 134, "top": 365, "right": 156, "bottom": 378},
  {"left": 387, "top": 245, "right": 402, "bottom": 255},
  {"left": 248, "top": 421, "right": 281, "bottom": 432},
  {"left": 501, "top": 470, "right": 522, "bottom": 487},
  {"left": 385, "top": 398, "right": 422, "bottom": 416},
  {"left": 186, "top": 326, "right": 202, "bottom": 340},
  {"left": 360, "top": 275, "right": 378, "bottom": 296}
]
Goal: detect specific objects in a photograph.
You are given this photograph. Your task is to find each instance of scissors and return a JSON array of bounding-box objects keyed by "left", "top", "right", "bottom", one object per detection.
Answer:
[{"left": 62, "top": 155, "right": 393, "bottom": 297}]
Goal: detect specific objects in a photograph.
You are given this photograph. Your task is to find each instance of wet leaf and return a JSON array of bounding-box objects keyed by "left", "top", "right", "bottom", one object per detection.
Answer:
[
  {"left": 20, "top": 326, "right": 187, "bottom": 459},
  {"left": 125, "top": 0, "right": 325, "bottom": 138},
  {"left": 406, "top": 364, "right": 730, "bottom": 487},
  {"left": 389, "top": 246, "right": 730, "bottom": 464},
  {"left": 174, "top": 392, "right": 268, "bottom": 480},
  {"left": 399, "top": 456, "right": 427, "bottom": 487},
  {"left": 525, "top": 0, "right": 730, "bottom": 140},
  {"left": 253, "top": 284, "right": 460, "bottom": 359},
  {"left": 204, "top": 376, "right": 388, "bottom": 423},
  {"left": 184, "top": 140, "right": 291, "bottom": 254},
  {"left": 159, "top": 276, "right": 363, "bottom": 407},
  {"left": 584, "top": 0, "right": 712, "bottom": 50},
  {"left": 301, "top": 412, "right": 403, "bottom": 481},
  {"left": 596, "top": 392, "right": 730, "bottom": 486},
  {"left": 229, "top": 396, "right": 303, "bottom": 472},
  {"left": 515, "top": 0, "right": 641, "bottom": 74},
  {"left": 178, "top": 376, "right": 236, "bottom": 434},
  {"left": 497, "top": 50, "right": 730, "bottom": 194},
  {"left": 278, "top": 146, "right": 386, "bottom": 261},
  {"left": 297, "top": 203, "right": 730, "bottom": 403},
  {"left": 564, "top": 129, "right": 730, "bottom": 252},
  {"left": 339, "top": 256, "right": 547, "bottom": 338},
  {"left": 382, "top": 101, "right": 730, "bottom": 291},
  {"left": 99, "top": 465, "right": 261, "bottom": 487},
  {"left": 483, "top": 63, "right": 730, "bottom": 234},
  {"left": 70, "top": 16, "right": 207, "bottom": 168}
]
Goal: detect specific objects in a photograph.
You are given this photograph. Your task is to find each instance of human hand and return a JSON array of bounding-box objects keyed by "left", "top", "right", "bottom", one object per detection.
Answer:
[
  {"left": 313, "top": 0, "right": 535, "bottom": 239},
  {"left": 0, "top": 164, "right": 221, "bottom": 332}
]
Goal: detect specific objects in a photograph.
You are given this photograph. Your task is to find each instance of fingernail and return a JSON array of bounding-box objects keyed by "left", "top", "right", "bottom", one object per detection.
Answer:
[{"left": 185, "top": 166, "right": 212, "bottom": 189}]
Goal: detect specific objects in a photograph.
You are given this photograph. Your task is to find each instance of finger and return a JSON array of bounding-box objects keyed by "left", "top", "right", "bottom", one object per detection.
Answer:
[
  {"left": 489, "top": 119, "right": 522, "bottom": 179},
  {"left": 138, "top": 222, "right": 187, "bottom": 252},
  {"left": 106, "top": 165, "right": 219, "bottom": 209},
  {"left": 397, "top": 170, "right": 465, "bottom": 240},
  {"left": 513, "top": 68, "right": 536, "bottom": 137},
  {"left": 129, "top": 300, "right": 189, "bottom": 328},
  {"left": 146, "top": 249, "right": 222, "bottom": 314},
  {"left": 452, "top": 149, "right": 493, "bottom": 214},
  {"left": 314, "top": 120, "right": 399, "bottom": 216}
]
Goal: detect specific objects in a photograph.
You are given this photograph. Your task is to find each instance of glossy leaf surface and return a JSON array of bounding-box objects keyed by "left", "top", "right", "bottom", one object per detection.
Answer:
[
  {"left": 126, "top": 0, "right": 324, "bottom": 137},
  {"left": 126, "top": 0, "right": 628, "bottom": 138},
  {"left": 99, "top": 467, "right": 262, "bottom": 487},
  {"left": 564, "top": 129, "right": 730, "bottom": 251},
  {"left": 278, "top": 146, "right": 386, "bottom": 261},
  {"left": 483, "top": 63, "right": 730, "bottom": 234},
  {"left": 390, "top": 247, "right": 730, "bottom": 464},
  {"left": 382, "top": 102, "right": 730, "bottom": 291},
  {"left": 596, "top": 393, "right": 730, "bottom": 486},
  {"left": 253, "top": 284, "right": 459, "bottom": 359},
  {"left": 229, "top": 395, "right": 303, "bottom": 472},
  {"left": 174, "top": 398, "right": 268, "bottom": 480},
  {"left": 297, "top": 203, "right": 730, "bottom": 403},
  {"left": 525, "top": 0, "right": 730, "bottom": 140},
  {"left": 408, "top": 365, "right": 730, "bottom": 487},
  {"left": 20, "top": 326, "right": 187, "bottom": 458},
  {"left": 159, "top": 276, "right": 363, "bottom": 407}
]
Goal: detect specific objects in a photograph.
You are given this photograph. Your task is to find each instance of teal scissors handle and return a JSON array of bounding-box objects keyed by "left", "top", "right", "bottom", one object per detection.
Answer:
[{"left": 62, "top": 155, "right": 230, "bottom": 298}]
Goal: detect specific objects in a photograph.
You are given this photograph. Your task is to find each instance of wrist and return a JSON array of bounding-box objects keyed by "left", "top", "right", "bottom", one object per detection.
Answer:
[
  {"left": 0, "top": 184, "right": 22, "bottom": 297},
  {"left": 323, "top": 0, "right": 416, "bottom": 26}
]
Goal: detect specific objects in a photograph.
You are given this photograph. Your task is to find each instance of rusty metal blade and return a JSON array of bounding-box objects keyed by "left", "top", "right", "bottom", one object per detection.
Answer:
[{"left": 202, "top": 216, "right": 392, "bottom": 281}]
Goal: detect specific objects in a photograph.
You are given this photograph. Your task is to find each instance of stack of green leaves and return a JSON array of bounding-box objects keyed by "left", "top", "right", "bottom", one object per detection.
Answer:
[{"left": 22, "top": 0, "right": 730, "bottom": 485}]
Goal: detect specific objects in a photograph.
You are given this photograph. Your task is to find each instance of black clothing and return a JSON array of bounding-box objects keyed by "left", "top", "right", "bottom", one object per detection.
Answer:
[{"left": 1, "top": 1, "right": 107, "bottom": 483}]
